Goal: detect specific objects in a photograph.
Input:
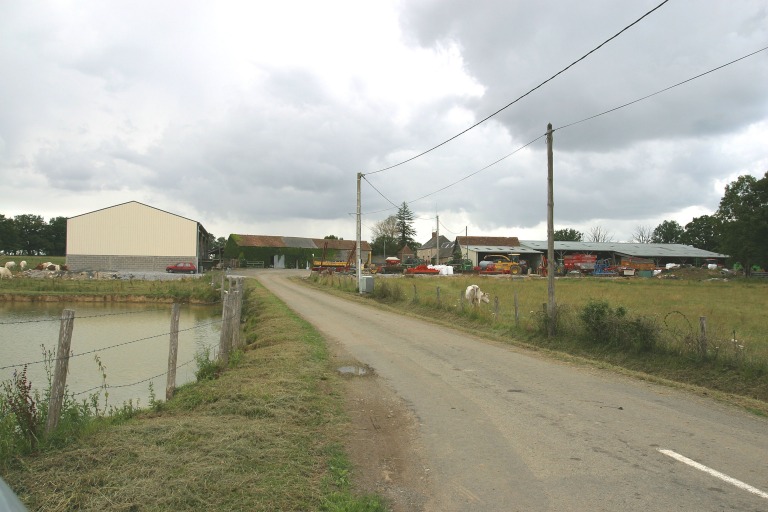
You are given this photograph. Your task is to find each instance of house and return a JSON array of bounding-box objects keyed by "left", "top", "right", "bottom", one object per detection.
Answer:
[
  {"left": 417, "top": 233, "right": 454, "bottom": 264},
  {"left": 66, "top": 201, "right": 210, "bottom": 272}
]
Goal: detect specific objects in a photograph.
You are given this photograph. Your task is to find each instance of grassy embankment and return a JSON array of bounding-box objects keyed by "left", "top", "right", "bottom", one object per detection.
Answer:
[
  {"left": 1, "top": 275, "right": 385, "bottom": 511},
  {"left": 309, "top": 269, "right": 768, "bottom": 412}
]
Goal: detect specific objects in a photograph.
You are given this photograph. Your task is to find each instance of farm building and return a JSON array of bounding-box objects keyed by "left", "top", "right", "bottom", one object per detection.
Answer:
[
  {"left": 518, "top": 241, "right": 729, "bottom": 268},
  {"left": 66, "top": 201, "right": 210, "bottom": 272},
  {"left": 451, "top": 236, "right": 543, "bottom": 268},
  {"left": 225, "top": 235, "right": 371, "bottom": 269},
  {"left": 447, "top": 236, "right": 728, "bottom": 270}
]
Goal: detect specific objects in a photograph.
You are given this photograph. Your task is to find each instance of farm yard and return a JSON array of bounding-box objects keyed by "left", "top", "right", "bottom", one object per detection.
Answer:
[{"left": 308, "top": 267, "right": 768, "bottom": 406}]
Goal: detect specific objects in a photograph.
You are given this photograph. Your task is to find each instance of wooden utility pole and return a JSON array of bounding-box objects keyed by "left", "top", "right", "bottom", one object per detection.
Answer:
[
  {"left": 356, "top": 172, "right": 363, "bottom": 293},
  {"left": 546, "top": 123, "right": 556, "bottom": 336},
  {"left": 435, "top": 214, "right": 439, "bottom": 264}
]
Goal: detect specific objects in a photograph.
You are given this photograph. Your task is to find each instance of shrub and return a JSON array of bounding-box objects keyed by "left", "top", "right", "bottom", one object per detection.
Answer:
[{"left": 579, "top": 300, "right": 659, "bottom": 352}]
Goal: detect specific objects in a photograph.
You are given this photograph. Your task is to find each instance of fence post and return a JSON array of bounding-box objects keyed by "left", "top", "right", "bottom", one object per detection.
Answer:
[
  {"left": 46, "top": 309, "right": 75, "bottom": 435},
  {"left": 459, "top": 290, "right": 464, "bottom": 312},
  {"left": 412, "top": 284, "right": 418, "bottom": 303},
  {"left": 494, "top": 296, "right": 499, "bottom": 321},
  {"left": 219, "top": 292, "right": 232, "bottom": 363},
  {"left": 166, "top": 302, "right": 181, "bottom": 400},
  {"left": 699, "top": 316, "right": 708, "bottom": 357},
  {"left": 514, "top": 291, "right": 519, "bottom": 327},
  {"left": 436, "top": 286, "right": 441, "bottom": 306},
  {"left": 231, "top": 278, "right": 244, "bottom": 350}
]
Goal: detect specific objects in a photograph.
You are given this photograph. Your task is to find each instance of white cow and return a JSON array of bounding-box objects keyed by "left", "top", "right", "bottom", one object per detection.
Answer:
[
  {"left": 0, "top": 267, "right": 12, "bottom": 279},
  {"left": 20, "top": 261, "right": 27, "bottom": 271},
  {"left": 465, "top": 284, "right": 490, "bottom": 305},
  {"left": 4, "top": 261, "right": 15, "bottom": 270}
]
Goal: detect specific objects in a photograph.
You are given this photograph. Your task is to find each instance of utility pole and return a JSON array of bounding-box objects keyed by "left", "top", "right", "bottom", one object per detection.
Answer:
[
  {"left": 546, "top": 123, "right": 556, "bottom": 336},
  {"left": 434, "top": 214, "right": 439, "bottom": 265},
  {"left": 356, "top": 172, "right": 362, "bottom": 293}
]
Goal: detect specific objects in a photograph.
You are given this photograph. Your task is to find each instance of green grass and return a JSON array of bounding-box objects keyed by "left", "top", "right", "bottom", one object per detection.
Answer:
[
  {"left": 1, "top": 280, "right": 387, "bottom": 511},
  {"left": 310, "top": 271, "right": 768, "bottom": 408},
  {"left": 0, "top": 269, "right": 223, "bottom": 303}
]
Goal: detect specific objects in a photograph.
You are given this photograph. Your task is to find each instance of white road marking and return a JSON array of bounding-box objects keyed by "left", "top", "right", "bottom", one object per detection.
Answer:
[{"left": 659, "top": 449, "right": 768, "bottom": 500}]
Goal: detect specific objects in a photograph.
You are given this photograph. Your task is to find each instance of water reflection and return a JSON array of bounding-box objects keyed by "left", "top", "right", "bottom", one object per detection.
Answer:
[{"left": 0, "top": 302, "right": 221, "bottom": 408}]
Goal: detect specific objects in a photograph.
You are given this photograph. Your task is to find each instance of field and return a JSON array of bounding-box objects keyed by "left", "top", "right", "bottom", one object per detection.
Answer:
[{"left": 310, "top": 268, "right": 768, "bottom": 407}]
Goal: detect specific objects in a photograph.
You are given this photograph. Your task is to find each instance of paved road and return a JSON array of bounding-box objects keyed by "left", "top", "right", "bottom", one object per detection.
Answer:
[{"left": 252, "top": 270, "right": 768, "bottom": 511}]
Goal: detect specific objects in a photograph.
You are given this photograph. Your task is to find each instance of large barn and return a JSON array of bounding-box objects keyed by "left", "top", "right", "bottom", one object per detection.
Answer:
[{"left": 66, "top": 201, "right": 210, "bottom": 272}]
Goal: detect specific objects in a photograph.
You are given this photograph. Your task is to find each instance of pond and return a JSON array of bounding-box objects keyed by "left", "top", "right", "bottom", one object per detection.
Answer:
[{"left": 0, "top": 301, "right": 222, "bottom": 409}]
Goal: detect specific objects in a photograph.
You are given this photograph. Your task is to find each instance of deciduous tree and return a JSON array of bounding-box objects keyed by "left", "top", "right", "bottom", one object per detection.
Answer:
[
  {"left": 651, "top": 220, "right": 684, "bottom": 244},
  {"left": 553, "top": 228, "right": 583, "bottom": 241}
]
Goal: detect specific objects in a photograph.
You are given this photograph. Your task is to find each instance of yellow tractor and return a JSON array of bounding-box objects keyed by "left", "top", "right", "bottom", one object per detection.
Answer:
[{"left": 478, "top": 254, "right": 524, "bottom": 275}]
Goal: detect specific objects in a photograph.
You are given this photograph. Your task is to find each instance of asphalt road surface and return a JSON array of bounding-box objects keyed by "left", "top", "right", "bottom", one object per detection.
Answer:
[{"left": 252, "top": 269, "right": 768, "bottom": 512}]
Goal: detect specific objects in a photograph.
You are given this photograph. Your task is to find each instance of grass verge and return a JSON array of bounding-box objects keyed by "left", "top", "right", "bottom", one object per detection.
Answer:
[
  {"left": 307, "top": 272, "right": 768, "bottom": 415},
  {"left": 1, "top": 279, "right": 386, "bottom": 511}
]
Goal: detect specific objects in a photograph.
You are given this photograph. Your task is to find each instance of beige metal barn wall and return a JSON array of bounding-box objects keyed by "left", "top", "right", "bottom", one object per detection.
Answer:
[{"left": 68, "top": 203, "right": 196, "bottom": 255}]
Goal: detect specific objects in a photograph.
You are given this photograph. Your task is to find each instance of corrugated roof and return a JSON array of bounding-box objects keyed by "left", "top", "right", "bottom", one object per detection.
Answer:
[
  {"left": 457, "top": 236, "right": 521, "bottom": 247},
  {"left": 231, "top": 235, "right": 370, "bottom": 251},
  {"left": 466, "top": 245, "right": 542, "bottom": 255},
  {"left": 518, "top": 241, "right": 728, "bottom": 258}
]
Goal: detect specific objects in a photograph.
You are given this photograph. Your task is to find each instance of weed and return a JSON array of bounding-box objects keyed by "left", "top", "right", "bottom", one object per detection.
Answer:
[
  {"left": 194, "top": 345, "right": 223, "bottom": 381},
  {"left": 1, "top": 366, "right": 39, "bottom": 450}
]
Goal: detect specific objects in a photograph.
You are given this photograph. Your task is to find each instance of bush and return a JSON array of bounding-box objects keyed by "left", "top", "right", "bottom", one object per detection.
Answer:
[{"left": 579, "top": 300, "right": 659, "bottom": 352}]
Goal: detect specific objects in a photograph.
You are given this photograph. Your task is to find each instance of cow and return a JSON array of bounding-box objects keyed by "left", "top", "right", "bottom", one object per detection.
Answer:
[
  {"left": 19, "top": 261, "right": 27, "bottom": 271},
  {"left": 4, "top": 261, "right": 15, "bottom": 270},
  {"left": 0, "top": 267, "right": 12, "bottom": 279},
  {"left": 465, "top": 284, "right": 490, "bottom": 305}
]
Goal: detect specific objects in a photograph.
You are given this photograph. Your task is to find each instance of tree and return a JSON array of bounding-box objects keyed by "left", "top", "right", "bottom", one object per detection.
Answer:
[
  {"left": 680, "top": 215, "right": 721, "bottom": 251},
  {"left": 631, "top": 225, "right": 654, "bottom": 243},
  {"left": 715, "top": 172, "right": 768, "bottom": 272},
  {"left": 0, "top": 214, "right": 18, "bottom": 254},
  {"left": 44, "top": 216, "right": 67, "bottom": 255},
  {"left": 324, "top": 235, "right": 340, "bottom": 240},
  {"left": 586, "top": 226, "right": 613, "bottom": 243},
  {"left": 395, "top": 202, "right": 418, "bottom": 251},
  {"left": 370, "top": 215, "right": 398, "bottom": 256},
  {"left": 652, "top": 220, "right": 684, "bottom": 244},
  {"left": 553, "top": 228, "right": 583, "bottom": 241},
  {"left": 14, "top": 214, "right": 47, "bottom": 255}
]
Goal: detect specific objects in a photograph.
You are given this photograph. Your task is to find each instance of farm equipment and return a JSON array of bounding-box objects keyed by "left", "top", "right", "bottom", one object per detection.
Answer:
[
  {"left": 404, "top": 264, "right": 440, "bottom": 275},
  {"left": 593, "top": 259, "right": 618, "bottom": 276},
  {"left": 478, "top": 254, "right": 524, "bottom": 275},
  {"left": 563, "top": 254, "right": 597, "bottom": 275}
]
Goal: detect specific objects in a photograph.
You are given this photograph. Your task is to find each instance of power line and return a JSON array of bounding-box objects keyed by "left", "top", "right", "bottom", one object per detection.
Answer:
[
  {"left": 555, "top": 45, "right": 768, "bottom": 133},
  {"left": 365, "top": 0, "right": 671, "bottom": 176},
  {"left": 359, "top": 44, "right": 767, "bottom": 218}
]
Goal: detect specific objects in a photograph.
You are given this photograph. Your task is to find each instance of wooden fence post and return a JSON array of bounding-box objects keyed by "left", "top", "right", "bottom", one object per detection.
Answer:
[
  {"left": 231, "top": 278, "right": 244, "bottom": 350},
  {"left": 46, "top": 309, "right": 75, "bottom": 434},
  {"left": 699, "top": 316, "right": 708, "bottom": 357},
  {"left": 219, "top": 292, "right": 232, "bottom": 362},
  {"left": 494, "top": 296, "right": 499, "bottom": 321},
  {"left": 412, "top": 284, "right": 418, "bottom": 303},
  {"left": 436, "top": 286, "right": 441, "bottom": 306},
  {"left": 166, "top": 303, "right": 181, "bottom": 400},
  {"left": 459, "top": 290, "right": 464, "bottom": 312}
]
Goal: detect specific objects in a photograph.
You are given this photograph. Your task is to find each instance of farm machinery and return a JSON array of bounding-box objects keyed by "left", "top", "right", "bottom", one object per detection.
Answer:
[{"left": 477, "top": 254, "right": 524, "bottom": 275}]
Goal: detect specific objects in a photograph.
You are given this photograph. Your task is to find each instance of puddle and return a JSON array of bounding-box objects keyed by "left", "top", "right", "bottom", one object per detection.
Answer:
[{"left": 337, "top": 365, "right": 371, "bottom": 376}]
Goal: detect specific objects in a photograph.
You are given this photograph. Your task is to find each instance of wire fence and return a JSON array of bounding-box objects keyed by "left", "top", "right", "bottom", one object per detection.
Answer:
[{"left": 1, "top": 277, "right": 247, "bottom": 432}]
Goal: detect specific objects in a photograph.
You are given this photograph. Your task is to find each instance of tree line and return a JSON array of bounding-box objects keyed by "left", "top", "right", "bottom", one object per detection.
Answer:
[
  {"left": 0, "top": 214, "right": 67, "bottom": 256},
  {"left": 369, "top": 172, "right": 768, "bottom": 270}
]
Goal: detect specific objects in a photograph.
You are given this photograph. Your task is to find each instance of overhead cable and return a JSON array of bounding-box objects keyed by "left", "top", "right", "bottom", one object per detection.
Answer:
[
  {"left": 555, "top": 45, "right": 768, "bottom": 133},
  {"left": 365, "top": 0, "right": 671, "bottom": 176}
]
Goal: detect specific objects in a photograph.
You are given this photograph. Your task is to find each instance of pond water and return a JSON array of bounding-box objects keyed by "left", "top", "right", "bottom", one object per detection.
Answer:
[{"left": 0, "top": 301, "right": 222, "bottom": 409}]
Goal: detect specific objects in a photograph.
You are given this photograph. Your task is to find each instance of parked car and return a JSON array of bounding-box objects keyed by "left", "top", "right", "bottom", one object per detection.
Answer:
[{"left": 166, "top": 262, "right": 197, "bottom": 274}]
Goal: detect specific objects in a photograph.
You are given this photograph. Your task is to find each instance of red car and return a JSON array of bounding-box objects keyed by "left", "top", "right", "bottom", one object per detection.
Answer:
[{"left": 166, "top": 262, "right": 197, "bottom": 274}]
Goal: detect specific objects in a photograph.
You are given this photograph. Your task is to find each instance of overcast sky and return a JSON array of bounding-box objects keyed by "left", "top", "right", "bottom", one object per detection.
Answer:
[{"left": 1, "top": 1, "right": 766, "bottom": 245}]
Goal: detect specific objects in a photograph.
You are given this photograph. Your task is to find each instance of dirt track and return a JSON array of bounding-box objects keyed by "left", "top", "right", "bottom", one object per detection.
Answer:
[{"left": 252, "top": 269, "right": 768, "bottom": 512}]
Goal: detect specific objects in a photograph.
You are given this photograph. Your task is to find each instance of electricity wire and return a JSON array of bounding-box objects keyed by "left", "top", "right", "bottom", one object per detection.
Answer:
[{"left": 365, "top": 0, "right": 671, "bottom": 176}]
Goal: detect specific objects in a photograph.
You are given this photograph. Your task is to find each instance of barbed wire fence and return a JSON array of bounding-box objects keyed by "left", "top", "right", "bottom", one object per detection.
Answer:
[{"left": 1, "top": 276, "right": 247, "bottom": 434}]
